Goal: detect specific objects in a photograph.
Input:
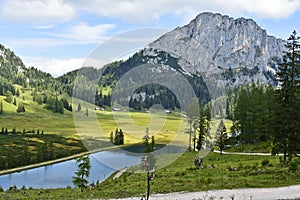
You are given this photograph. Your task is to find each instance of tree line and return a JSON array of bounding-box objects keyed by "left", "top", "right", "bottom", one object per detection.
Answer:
[{"left": 231, "top": 31, "right": 300, "bottom": 161}]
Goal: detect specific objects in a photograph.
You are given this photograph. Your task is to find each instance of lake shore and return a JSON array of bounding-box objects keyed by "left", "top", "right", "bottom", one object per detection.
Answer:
[{"left": 0, "top": 145, "right": 120, "bottom": 176}]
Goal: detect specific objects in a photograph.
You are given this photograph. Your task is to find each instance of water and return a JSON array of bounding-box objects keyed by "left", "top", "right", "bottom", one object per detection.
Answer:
[{"left": 0, "top": 150, "right": 141, "bottom": 190}]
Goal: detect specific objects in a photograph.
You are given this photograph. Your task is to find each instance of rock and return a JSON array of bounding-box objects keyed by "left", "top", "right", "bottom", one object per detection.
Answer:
[{"left": 144, "top": 12, "right": 284, "bottom": 86}]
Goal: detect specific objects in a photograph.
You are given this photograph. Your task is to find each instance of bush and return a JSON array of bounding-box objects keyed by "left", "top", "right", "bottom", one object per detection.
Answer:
[
  {"left": 289, "top": 159, "right": 299, "bottom": 172},
  {"left": 261, "top": 159, "right": 269, "bottom": 167}
]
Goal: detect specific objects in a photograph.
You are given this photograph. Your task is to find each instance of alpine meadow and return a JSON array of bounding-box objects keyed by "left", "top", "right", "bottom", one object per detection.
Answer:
[{"left": 0, "top": 9, "right": 299, "bottom": 200}]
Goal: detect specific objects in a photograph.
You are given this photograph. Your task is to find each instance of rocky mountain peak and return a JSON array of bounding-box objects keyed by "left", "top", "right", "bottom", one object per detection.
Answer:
[{"left": 145, "top": 12, "right": 285, "bottom": 85}]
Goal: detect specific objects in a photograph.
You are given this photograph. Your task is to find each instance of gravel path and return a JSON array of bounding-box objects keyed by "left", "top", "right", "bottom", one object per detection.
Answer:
[{"left": 112, "top": 185, "right": 300, "bottom": 200}]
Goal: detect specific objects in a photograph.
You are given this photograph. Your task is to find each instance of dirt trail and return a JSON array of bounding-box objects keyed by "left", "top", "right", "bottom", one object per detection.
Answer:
[{"left": 112, "top": 185, "right": 300, "bottom": 200}]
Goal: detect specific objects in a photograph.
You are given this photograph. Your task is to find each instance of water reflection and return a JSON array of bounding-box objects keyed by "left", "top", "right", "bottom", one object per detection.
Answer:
[{"left": 0, "top": 150, "right": 140, "bottom": 190}]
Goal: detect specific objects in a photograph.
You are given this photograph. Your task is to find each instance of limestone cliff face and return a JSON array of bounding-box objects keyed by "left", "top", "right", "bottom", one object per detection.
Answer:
[{"left": 144, "top": 12, "right": 285, "bottom": 84}]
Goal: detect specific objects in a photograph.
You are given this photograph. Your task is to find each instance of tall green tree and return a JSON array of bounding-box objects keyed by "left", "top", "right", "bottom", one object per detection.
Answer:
[
  {"left": 186, "top": 99, "right": 199, "bottom": 151},
  {"left": 13, "top": 97, "right": 17, "bottom": 106},
  {"left": 215, "top": 120, "right": 227, "bottom": 155},
  {"left": 72, "top": 156, "right": 91, "bottom": 192},
  {"left": 0, "top": 101, "right": 3, "bottom": 114},
  {"left": 77, "top": 103, "right": 81, "bottom": 112},
  {"left": 196, "top": 105, "right": 210, "bottom": 151},
  {"left": 273, "top": 30, "right": 300, "bottom": 161}
]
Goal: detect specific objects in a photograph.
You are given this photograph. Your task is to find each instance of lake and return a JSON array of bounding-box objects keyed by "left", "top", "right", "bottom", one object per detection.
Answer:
[{"left": 0, "top": 150, "right": 141, "bottom": 190}]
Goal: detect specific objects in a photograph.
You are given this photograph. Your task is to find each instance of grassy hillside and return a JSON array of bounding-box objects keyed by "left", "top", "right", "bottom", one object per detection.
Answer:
[{"left": 0, "top": 94, "right": 76, "bottom": 135}]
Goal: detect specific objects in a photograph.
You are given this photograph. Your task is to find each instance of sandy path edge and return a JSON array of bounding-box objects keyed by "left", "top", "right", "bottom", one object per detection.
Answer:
[{"left": 112, "top": 185, "right": 300, "bottom": 200}]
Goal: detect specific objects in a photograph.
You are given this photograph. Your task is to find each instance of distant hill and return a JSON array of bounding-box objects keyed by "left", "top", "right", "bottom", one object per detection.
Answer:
[{"left": 0, "top": 44, "right": 72, "bottom": 115}]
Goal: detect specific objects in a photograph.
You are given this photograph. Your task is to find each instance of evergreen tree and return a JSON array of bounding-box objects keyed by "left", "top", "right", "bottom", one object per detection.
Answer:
[
  {"left": 119, "top": 129, "right": 124, "bottom": 145},
  {"left": 16, "top": 89, "right": 20, "bottom": 97},
  {"left": 196, "top": 106, "right": 209, "bottom": 151},
  {"left": 17, "top": 103, "right": 25, "bottom": 113},
  {"left": 13, "top": 97, "right": 17, "bottom": 106},
  {"left": 77, "top": 103, "right": 82, "bottom": 112},
  {"left": 110, "top": 131, "right": 114, "bottom": 143},
  {"left": 273, "top": 30, "right": 300, "bottom": 161},
  {"left": 0, "top": 101, "right": 3, "bottom": 114},
  {"left": 12, "top": 126, "right": 16, "bottom": 134},
  {"left": 151, "top": 135, "right": 155, "bottom": 152},
  {"left": 215, "top": 120, "right": 227, "bottom": 154},
  {"left": 72, "top": 156, "right": 91, "bottom": 192},
  {"left": 85, "top": 108, "right": 89, "bottom": 117},
  {"left": 186, "top": 99, "right": 199, "bottom": 151},
  {"left": 5, "top": 91, "right": 13, "bottom": 103}
]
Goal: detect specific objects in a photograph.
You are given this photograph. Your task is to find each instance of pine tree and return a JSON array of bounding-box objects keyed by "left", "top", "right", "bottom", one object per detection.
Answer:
[
  {"left": 72, "top": 156, "right": 91, "bottom": 192},
  {"left": 119, "top": 129, "right": 124, "bottom": 145},
  {"left": 17, "top": 103, "right": 25, "bottom": 113},
  {"left": 234, "top": 87, "right": 249, "bottom": 144},
  {"left": 13, "top": 97, "right": 17, "bottom": 106},
  {"left": 215, "top": 120, "right": 227, "bottom": 154},
  {"left": 77, "top": 103, "right": 81, "bottom": 112},
  {"left": 110, "top": 131, "right": 114, "bottom": 143},
  {"left": 0, "top": 101, "right": 3, "bottom": 114},
  {"left": 12, "top": 126, "right": 16, "bottom": 134},
  {"left": 273, "top": 30, "right": 300, "bottom": 161},
  {"left": 85, "top": 108, "right": 89, "bottom": 117},
  {"left": 196, "top": 106, "right": 209, "bottom": 150}
]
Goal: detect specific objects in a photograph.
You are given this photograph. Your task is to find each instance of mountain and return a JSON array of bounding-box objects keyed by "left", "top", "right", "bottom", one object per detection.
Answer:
[
  {"left": 77, "top": 12, "right": 285, "bottom": 108},
  {"left": 145, "top": 12, "right": 284, "bottom": 86},
  {"left": 1, "top": 12, "right": 288, "bottom": 112}
]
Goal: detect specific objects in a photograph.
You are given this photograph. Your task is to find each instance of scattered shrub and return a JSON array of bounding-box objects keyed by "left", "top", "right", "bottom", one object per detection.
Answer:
[
  {"left": 289, "top": 159, "right": 299, "bottom": 172},
  {"left": 261, "top": 159, "right": 269, "bottom": 167}
]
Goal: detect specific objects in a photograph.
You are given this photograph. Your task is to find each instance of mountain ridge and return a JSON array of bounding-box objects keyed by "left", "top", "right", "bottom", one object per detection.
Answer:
[{"left": 145, "top": 12, "right": 284, "bottom": 85}]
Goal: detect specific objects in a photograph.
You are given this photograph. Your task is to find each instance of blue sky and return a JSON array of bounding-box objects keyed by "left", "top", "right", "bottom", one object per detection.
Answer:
[{"left": 0, "top": 0, "right": 300, "bottom": 77}]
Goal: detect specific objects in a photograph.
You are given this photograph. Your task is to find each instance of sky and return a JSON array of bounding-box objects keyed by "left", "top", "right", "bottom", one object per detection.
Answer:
[{"left": 0, "top": 0, "right": 300, "bottom": 77}]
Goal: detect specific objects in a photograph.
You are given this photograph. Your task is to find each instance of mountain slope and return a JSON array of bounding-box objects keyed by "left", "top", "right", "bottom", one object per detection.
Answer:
[
  {"left": 145, "top": 12, "right": 284, "bottom": 85},
  {"left": 58, "top": 12, "right": 287, "bottom": 110}
]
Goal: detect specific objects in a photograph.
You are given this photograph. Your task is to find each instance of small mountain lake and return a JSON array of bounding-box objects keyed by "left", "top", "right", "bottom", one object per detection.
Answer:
[{"left": 0, "top": 150, "right": 141, "bottom": 190}]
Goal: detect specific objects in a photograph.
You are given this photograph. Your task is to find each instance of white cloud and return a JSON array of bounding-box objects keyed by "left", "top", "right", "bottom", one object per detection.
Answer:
[
  {"left": 6, "top": 23, "right": 116, "bottom": 48},
  {"left": 25, "top": 57, "right": 85, "bottom": 77},
  {"left": 0, "top": 0, "right": 75, "bottom": 25},
  {"left": 69, "top": 0, "right": 300, "bottom": 23},
  {"left": 50, "top": 23, "right": 116, "bottom": 44}
]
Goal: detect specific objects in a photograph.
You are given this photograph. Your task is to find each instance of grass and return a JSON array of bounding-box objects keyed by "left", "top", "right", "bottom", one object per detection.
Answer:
[
  {"left": 0, "top": 134, "right": 88, "bottom": 170},
  {"left": 1, "top": 151, "right": 300, "bottom": 199},
  {"left": 226, "top": 142, "right": 273, "bottom": 153},
  {"left": 0, "top": 95, "right": 76, "bottom": 135},
  {"left": 98, "top": 152, "right": 300, "bottom": 198}
]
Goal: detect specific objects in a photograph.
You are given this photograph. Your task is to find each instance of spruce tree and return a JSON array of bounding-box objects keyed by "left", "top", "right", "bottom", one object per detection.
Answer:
[
  {"left": 72, "top": 156, "right": 91, "bottom": 192},
  {"left": 13, "top": 97, "right": 17, "bottom": 106},
  {"left": 196, "top": 106, "right": 208, "bottom": 150},
  {"left": 77, "top": 103, "right": 81, "bottom": 112},
  {"left": 0, "top": 101, "right": 3, "bottom": 114},
  {"left": 273, "top": 30, "right": 300, "bottom": 161},
  {"left": 215, "top": 120, "right": 227, "bottom": 154}
]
